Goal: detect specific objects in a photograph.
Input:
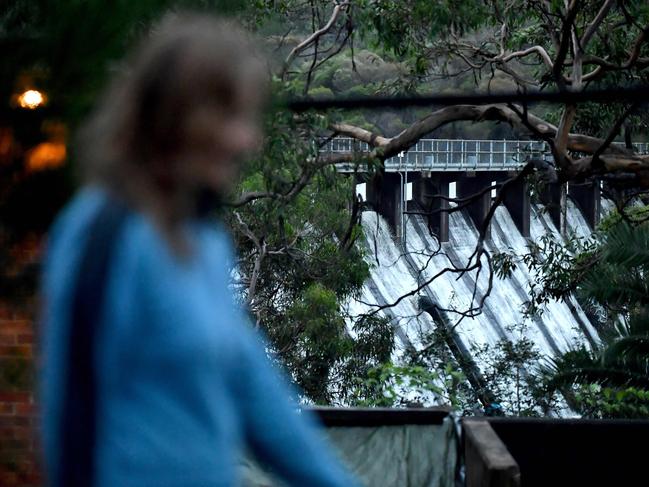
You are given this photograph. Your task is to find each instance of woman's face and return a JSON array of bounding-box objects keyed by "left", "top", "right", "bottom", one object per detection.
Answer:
[{"left": 173, "top": 88, "right": 262, "bottom": 213}]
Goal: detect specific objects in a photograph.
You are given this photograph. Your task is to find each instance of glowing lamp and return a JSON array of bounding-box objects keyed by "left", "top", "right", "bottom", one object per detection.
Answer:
[
  {"left": 18, "top": 89, "right": 45, "bottom": 109},
  {"left": 25, "top": 141, "right": 66, "bottom": 171}
]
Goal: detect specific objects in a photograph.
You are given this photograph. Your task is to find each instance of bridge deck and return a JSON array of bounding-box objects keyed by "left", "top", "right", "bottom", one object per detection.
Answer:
[{"left": 323, "top": 137, "right": 649, "bottom": 172}]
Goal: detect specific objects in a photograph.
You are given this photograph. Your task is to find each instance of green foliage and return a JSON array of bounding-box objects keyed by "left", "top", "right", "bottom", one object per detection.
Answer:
[
  {"left": 574, "top": 385, "right": 649, "bottom": 419},
  {"left": 471, "top": 326, "right": 551, "bottom": 417},
  {"left": 494, "top": 232, "right": 599, "bottom": 317},
  {"left": 284, "top": 284, "right": 351, "bottom": 401},
  {"left": 230, "top": 96, "right": 394, "bottom": 403},
  {"left": 348, "top": 361, "right": 466, "bottom": 409},
  {"left": 354, "top": 0, "right": 489, "bottom": 73},
  {"left": 381, "top": 323, "right": 556, "bottom": 416},
  {"left": 508, "top": 205, "right": 649, "bottom": 321},
  {"left": 529, "top": 207, "right": 649, "bottom": 417},
  {"left": 306, "top": 86, "right": 334, "bottom": 98},
  {"left": 598, "top": 205, "right": 649, "bottom": 232},
  {"left": 493, "top": 249, "right": 518, "bottom": 279},
  {"left": 238, "top": 0, "right": 649, "bottom": 408}
]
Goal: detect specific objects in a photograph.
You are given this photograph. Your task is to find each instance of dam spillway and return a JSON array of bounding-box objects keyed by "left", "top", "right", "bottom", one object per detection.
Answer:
[{"left": 345, "top": 200, "right": 601, "bottom": 406}]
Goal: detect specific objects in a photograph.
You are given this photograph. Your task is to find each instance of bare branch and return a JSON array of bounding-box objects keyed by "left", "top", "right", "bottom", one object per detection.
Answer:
[
  {"left": 591, "top": 103, "right": 639, "bottom": 170},
  {"left": 330, "top": 103, "right": 636, "bottom": 173},
  {"left": 233, "top": 212, "right": 267, "bottom": 317},
  {"left": 627, "top": 24, "right": 649, "bottom": 67},
  {"left": 383, "top": 104, "right": 631, "bottom": 159},
  {"left": 572, "top": 153, "right": 649, "bottom": 175},
  {"left": 280, "top": 1, "right": 349, "bottom": 79},
  {"left": 580, "top": 0, "right": 615, "bottom": 49},
  {"left": 555, "top": 104, "right": 577, "bottom": 155},
  {"left": 500, "top": 46, "right": 554, "bottom": 70},
  {"left": 581, "top": 65, "right": 603, "bottom": 82},
  {"left": 552, "top": 0, "right": 580, "bottom": 89},
  {"left": 340, "top": 192, "right": 362, "bottom": 251},
  {"left": 329, "top": 103, "right": 647, "bottom": 182},
  {"left": 575, "top": 24, "right": 649, "bottom": 81},
  {"left": 230, "top": 152, "right": 353, "bottom": 207},
  {"left": 362, "top": 261, "right": 482, "bottom": 318},
  {"left": 330, "top": 123, "right": 391, "bottom": 146}
]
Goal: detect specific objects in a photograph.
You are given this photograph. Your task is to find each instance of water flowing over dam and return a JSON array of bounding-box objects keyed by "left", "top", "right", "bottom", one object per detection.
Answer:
[{"left": 346, "top": 200, "right": 601, "bottom": 398}]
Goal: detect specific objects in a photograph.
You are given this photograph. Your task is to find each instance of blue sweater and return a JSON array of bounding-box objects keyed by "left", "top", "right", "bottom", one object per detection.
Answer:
[{"left": 40, "top": 187, "right": 358, "bottom": 487}]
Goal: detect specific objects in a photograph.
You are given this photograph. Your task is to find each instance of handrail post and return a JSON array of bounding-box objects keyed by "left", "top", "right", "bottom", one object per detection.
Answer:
[
  {"left": 489, "top": 140, "right": 493, "bottom": 168},
  {"left": 464, "top": 419, "right": 521, "bottom": 487},
  {"left": 461, "top": 139, "right": 465, "bottom": 169}
]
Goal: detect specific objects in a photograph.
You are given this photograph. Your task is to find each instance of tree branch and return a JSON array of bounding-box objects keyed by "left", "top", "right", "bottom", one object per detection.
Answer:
[
  {"left": 580, "top": 0, "right": 615, "bottom": 49},
  {"left": 591, "top": 103, "right": 639, "bottom": 170},
  {"left": 230, "top": 153, "right": 353, "bottom": 207},
  {"left": 280, "top": 1, "right": 349, "bottom": 79},
  {"left": 233, "top": 212, "right": 267, "bottom": 316},
  {"left": 329, "top": 104, "right": 644, "bottom": 179},
  {"left": 329, "top": 123, "right": 390, "bottom": 146},
  {"left": 500, "top": 46, "right": 554, "bottom": 70},
  {"left": 552, "top": 0, "right": 580, "bottom": 89}
]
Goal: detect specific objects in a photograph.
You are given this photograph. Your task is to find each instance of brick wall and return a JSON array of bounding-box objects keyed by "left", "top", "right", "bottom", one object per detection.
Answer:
[{"left": 0, "top": 235, "right": 43, "bottom": 486}]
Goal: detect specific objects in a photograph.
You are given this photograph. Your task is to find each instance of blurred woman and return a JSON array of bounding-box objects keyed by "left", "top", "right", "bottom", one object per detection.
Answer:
[{"left": 39, "top": 12, "right": 358, "bottom": 487}]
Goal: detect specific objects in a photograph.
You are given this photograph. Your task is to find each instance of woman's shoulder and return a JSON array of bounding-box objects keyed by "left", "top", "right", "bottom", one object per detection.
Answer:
[
  {"left": 44, "top": 186, "right": 159, "bottom": 288},
  {"left": 45, "top": 186, "right": 239, "bottom": 289},
  {"left": 43, "top": 186, "right": 111, "bottom": 280},
  {"left": 47, "top": 185, "right": 109, "bottom": 245}
]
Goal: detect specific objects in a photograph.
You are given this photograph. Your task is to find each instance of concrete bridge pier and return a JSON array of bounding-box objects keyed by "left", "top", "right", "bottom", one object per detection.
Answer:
[
  {"left": 569, "top": 179, "right": 601, "bottom": 229},
  {"left": 457, "top": 173, "right": 494, "bottom": 238},
  {"left": 412, "top": 174, "right": 451, "bottom": 243},
  {"left": 366, "top": 172, "right": 403, "bottom": 238},
  {"left": 499, "top": 172, "right": 531, "bottom": 238},
  {"left": 539, "top": 182, "right": 566, "bottom": 232}
]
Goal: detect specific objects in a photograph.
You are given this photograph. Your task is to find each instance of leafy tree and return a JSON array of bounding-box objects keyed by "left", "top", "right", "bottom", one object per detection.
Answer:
[
  {"left": 321, "top": 1, "right": 649, "bottom": 185},
  {"left": 347, "top": 361, "right": 468, "bottom": 409},
  {"left": 349, "top": 323, "right": 559, "bottom": 416},
  {"left": 572, "top": 385, "right": 649, "bottom": 419},
  {"left": 525, "top": 215, "right": 649, "bottom": 418}
]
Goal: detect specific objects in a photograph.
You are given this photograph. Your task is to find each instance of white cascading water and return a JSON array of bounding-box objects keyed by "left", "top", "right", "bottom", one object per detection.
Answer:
[{"left": 346, "top": 199, "right": 603, "bottom": 405}]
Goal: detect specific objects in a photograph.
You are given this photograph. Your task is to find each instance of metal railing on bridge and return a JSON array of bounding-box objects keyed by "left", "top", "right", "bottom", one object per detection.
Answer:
[{"left": 323, "top": 137, "right": 649, "bottom": 173}]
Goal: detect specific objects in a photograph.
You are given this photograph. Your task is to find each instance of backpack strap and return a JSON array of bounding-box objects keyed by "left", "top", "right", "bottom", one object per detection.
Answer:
[{"left": 58, "top": 196, "right": 129, "bottom": 487}]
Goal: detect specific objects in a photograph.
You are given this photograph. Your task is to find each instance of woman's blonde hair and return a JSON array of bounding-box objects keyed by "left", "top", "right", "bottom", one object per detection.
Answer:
[{"left": 76, "top": 12, "right": 265, "bottom": 190}]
